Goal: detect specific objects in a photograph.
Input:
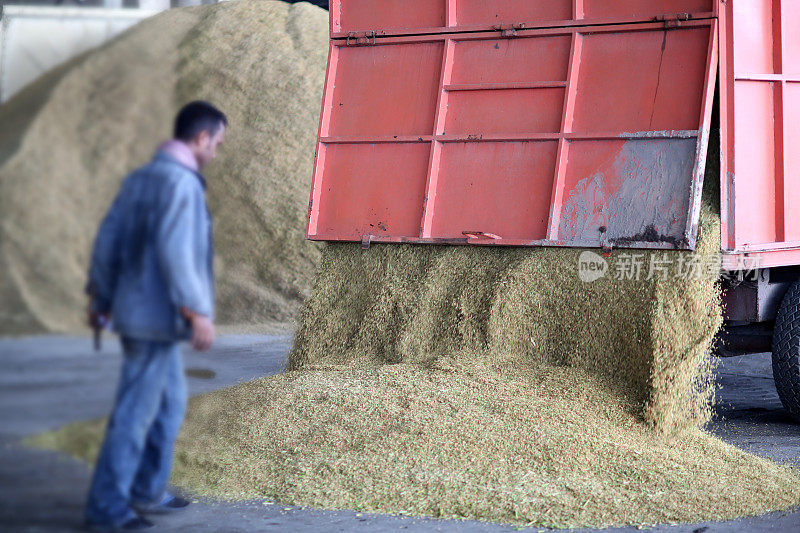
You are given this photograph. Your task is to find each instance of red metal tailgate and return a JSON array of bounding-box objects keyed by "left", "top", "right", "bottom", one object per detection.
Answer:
[{"left": 308, "top": 2, "right": 718, "bottom": 250}]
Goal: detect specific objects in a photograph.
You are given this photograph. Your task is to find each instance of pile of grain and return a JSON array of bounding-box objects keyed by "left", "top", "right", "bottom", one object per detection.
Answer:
[
  {"left": 32, "top": 142, "right": 800, "bottom": 526},
  {"left": 291, "top": 206, "right": 723, "bottom": 432},
  {"left": 35, "top": 361, "right": 800, "bottom": 529},
  {"left": 0, "top": 0, "right": 327, "bottom": 334}
]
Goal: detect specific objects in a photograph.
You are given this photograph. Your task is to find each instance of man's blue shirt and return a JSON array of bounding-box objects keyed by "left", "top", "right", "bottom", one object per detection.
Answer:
[{"left": 87, "top": 151, "right": 214, "bottom": 341}]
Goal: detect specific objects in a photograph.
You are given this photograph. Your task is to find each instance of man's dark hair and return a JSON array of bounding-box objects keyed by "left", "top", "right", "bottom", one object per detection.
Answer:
[{"left": 174, "top": 101, "right": 228, "bottom": 142}]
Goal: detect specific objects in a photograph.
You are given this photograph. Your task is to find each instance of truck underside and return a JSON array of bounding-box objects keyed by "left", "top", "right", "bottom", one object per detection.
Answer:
[{"left": 718, "top": 267, "right": 800, "bottom": 356}]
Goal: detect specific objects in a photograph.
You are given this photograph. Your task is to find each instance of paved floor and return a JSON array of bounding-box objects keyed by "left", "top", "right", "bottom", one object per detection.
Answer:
[
  {"left": 710, "top": 355, "right": 800, "bottom": 467},
  {"left": 1, "top": 335, "right": 798, "bottom": 532}
]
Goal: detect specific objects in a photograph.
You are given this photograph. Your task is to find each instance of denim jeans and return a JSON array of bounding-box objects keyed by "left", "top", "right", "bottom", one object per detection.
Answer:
[{"left": 85, "top": 338, "right": 187, "bottom": 526}]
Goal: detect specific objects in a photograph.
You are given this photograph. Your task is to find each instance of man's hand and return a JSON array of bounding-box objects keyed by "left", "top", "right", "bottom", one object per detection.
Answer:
[
  {"left": 189, "top": 314, "right": 215, "bottom": 351},
  {"left": 87, "top": 305, "right": 110, "bottom": 330}
]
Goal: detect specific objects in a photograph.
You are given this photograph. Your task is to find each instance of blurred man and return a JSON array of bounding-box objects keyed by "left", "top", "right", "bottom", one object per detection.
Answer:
[{"left": 84, "top": 101, "right": 226, "bottom": 531}]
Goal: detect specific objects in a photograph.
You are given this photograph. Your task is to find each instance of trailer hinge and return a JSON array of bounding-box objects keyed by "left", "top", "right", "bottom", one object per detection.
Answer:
[
  {"left": 493, "top": 23, "right": 525, "bottom": 38},
  {"left": 346, "top": 31, "right": 378, "bottom": 46},
  {"left": 653, "top": 12, "right": 691, "bottom": 29}
]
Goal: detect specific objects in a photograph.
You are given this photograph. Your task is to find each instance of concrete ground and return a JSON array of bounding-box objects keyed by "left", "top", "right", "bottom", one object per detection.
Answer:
[{"left": 1, "top": 334, "right": 799, "bottom": 532}]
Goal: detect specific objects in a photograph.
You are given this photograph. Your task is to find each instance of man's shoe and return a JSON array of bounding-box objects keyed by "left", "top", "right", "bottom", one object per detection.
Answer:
[{"left": 132, "top": 493, "right": 191, "bottom": 515}]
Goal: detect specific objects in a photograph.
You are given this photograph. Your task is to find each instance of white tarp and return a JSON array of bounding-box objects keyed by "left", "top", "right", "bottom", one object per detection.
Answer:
[{"left": 0, "top": 6, "right": 160, "bottom": 103}]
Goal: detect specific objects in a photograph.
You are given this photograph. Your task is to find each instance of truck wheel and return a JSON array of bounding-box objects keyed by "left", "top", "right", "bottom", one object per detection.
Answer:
[{"left": 772, "top": 279, "right": 800, "bottom": 422}]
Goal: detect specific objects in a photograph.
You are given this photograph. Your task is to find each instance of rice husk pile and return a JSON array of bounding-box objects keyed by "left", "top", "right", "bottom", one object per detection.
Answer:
[{"left": 0, "top": 0, "right": 326, "bottom": 334}]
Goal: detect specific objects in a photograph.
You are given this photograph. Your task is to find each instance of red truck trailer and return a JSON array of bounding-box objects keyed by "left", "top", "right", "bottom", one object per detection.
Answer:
[{"left": 305, "top": 0, "right": 800, "bottom": 420}]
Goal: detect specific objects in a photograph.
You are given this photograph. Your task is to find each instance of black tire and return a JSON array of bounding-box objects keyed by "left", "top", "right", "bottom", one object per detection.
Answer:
[{"left": 772, "top": 279, "right": 800, "bottom": 422}]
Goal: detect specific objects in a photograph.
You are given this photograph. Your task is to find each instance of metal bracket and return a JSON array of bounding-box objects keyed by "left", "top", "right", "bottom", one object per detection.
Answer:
[
  {"left": 346, "top": 31, "right": 377, "bottom": 46},
  {"left": 654, "top": 12, "right": 691, "bottom": 29},
  {"left": 493, "top": 23, "right": 525, "bottom": 38}
]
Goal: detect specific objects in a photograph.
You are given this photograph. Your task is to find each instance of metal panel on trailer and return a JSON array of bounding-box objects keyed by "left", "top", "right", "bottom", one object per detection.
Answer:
[
  {"left": 720, "top": 0, "right": 800, "bottom": 269},
  {"left": 308, "top": 18, "right": 718, "bottom": 250},
  {"left": 330, "top": 0, "right": 715, "bottom": 37}
]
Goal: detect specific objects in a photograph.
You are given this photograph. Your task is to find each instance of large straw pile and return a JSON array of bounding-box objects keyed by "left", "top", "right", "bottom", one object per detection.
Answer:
[{"left": 0, "top": 0, "right": 326, "bottom": 334}]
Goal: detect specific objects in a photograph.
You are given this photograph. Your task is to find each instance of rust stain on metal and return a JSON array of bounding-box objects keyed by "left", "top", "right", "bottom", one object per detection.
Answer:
[
  {"left": 610, "top": 224, "right": 688, "bottom": 248},
  {"left": 369, "top": 222, "right": 389, "bottom": 232}
]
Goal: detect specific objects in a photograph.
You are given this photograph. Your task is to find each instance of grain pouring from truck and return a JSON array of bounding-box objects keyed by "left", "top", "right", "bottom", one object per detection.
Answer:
[{"left": 305, "top": 0, "right": 800, "bottom": 420}]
